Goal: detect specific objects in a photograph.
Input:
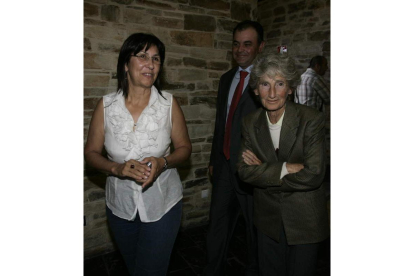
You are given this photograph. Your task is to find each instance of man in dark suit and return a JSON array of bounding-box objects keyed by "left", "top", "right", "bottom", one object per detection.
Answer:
[
  {"left": 204, "top": 20, "right": 265, "bottom": 276},
  {"left": 238, "top": 51, "right": 329, "bottom": 276}
]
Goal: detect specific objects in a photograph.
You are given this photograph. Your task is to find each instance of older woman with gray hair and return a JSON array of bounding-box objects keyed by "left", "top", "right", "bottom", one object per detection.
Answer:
[{"left": 237, "top": 49, "right": 329, "bottom": 276}]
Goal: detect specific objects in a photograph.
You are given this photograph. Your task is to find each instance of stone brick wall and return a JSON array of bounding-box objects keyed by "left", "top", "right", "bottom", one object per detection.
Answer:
[
  {"left": 84, "top": 0, "right": 258, "bottom": 258},
  {"left": 84, "top": 0, "right": 331, "bottom": 259},
  {"left": 257, "top": 0, "right": 331, "bottom": 163}
]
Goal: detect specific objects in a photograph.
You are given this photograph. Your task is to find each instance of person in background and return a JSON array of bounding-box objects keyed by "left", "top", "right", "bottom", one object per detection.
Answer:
[
  {"left": 84, "top": 33, "right": 191, "bottom": 276},
  {"left": 204, "top": 20, "right": 264, "bottom": 276},
  {"left": 294, "top": 55, "right": 330, "bottom": 112},
  {"left": 238, "top": 50, "right": 329, "bottom": 276}
]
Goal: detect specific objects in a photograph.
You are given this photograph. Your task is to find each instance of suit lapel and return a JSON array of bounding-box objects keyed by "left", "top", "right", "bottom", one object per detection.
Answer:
[
  {"left": 279, "top": 102, "right": 299, "bottom": 160},
  {"left": 238, "top": 85, "right": 253, "bottom": 108},
  {"left": 254, "top": 109, "right": 278, "bottom": 162}
]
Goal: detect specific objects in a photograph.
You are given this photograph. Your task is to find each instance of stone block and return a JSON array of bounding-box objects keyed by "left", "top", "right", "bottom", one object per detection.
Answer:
[
  {"left": 183, "top": 202, "right": 195, "bottom": 212},
  {"left": 217, "top": 18, "right": 237, "bottom": 33},
  {"left": 184, "top": 14, "right": 216, "bottom": 32},
  {"left": 259, "top": 9, "right": 272, "bottom": 20},
  {"left": 190, "top": 0, "right": 230, "bottom": 11},
  {"left": 84, "top": 52, "right": 118, "bottom": 70},
  {"left": 124, "top": 7, "right": 153, "bottom": 24},
  {"left": 213, "top": 79, "right": 220, "bottom": 90},
  {"left": 186, "top": 119, "right": 211, "bottom": 124},
  {"left": 84, "top": 25, "right": 126, "bottom": 42},
  {"left": 84, "top": 97, "right": 101, "bottom": 110},
  {"left": 207, "top": 61, "right": 229, "bottom": 71},
  {"left": 215, "top": 33, "right": 232, "bottom": 41},
  {"left": 209, "top": 72, "right": 220, "bottom": 78},
  {"left": 163, "top": 11, "right": 184, "bottom": 18},
  {"left": 288, "top": 1, "right": 306, "bottom": 14},
  {"left": 187, "top": 123, "right": 214, "bottom": 139},
  {"left": 207, "top": 10, "right": 229, "bottom": 17},
  {"left": 201, "top": 144, "right": 212, "bottom": 152},
  {"left": 192, "top": 144, "right": 202, "bottom": 153},
  {"left": 183, "top": 57, "right": 207, "bottom": 69},
  {"left": 267, "top": 29, "right": 281, "bottom": 39},
  {"left": 136, "top": 0, "right": 175, "bottom": 10},
  {"left": 153, "top": 17, "right": 184, "bottom": 29},
  {"left": 84, "top": 88, "right": 108, "bottom": 98},
  {"left": 84, "top": 18, "right": 108, "bottom": 26},
  {"left": 231, "top": 1, "right": 251, "bottom": 21},
  {"left": 177, "top": 69, "right": 207, "bottom": 82},
  {"left": 84, "top": 227, "right": 113, "bottom": 250},
  {"left": 177, "top": 4, "right": 205, "bottom": 14},
  {"left": 216, "top": 40, "right": 232, "bottom": 50},
  {"left": 166, "top": 57, "right": 183, "bottom": 67},
  {"left": 307, "top": 30, "right": 330, "bottom": 41},
  {"left": 194, "top": 167, "right": 208, "bottom": 178},
  {"left": 293, "top": 33, "right": 306, "bottom": 42},
  {"left": 182, "top": 216, "right": 209, "bottom": 228},
  {"left": 199, "top": 105, "right": 216, "bottom": 120},
  {"left": 274, "top": 6, "right": 286, "bottom": 15},
  {"left": 88, "top": 190, "right": 106, "bottom": 202},
  {"left": 196, "top": 82, "right": 210, "bottom": 90},
  {"left": 184, "top": 177, "right": 209, "bottom": 189},
  {"left": 186, "top": 210, "right": 208, "bottom": 219},
  {"left": 85, "top": 3, "right": 99, "bottom": 17},
  {"left": 283, "top": 29, "right": 295, "bottom": 35},
  {"left": 171, "top": 31, "right": 214, "bottom": 48},
  {"left": 173, "top": 93, "right": 189, "bottom": 106},
  {"left": 322, "top": 41, "right": 330, "bottom": 52},
  {"left": 84, "top": 200, "right": 107, "bottom": 216},
  {"left": 307, "top": 0, "right": 325, "bottom": 9},
  {"left": 190, "top": 48, "right": 227, "bottom": 60},
  {"left": 84, "top": 38, "right": 92, "bottom": 50},
  {"left": 273, "top": 16, "right": 286, "bottom": 23},
  {"left": 97, "top": 42, "right": 122, "bottom": 53},
  {"left": 101, "top": 5, "right": 120, "bottom": 22},
  {"left": 164, "top": 0, "right": 189, "bottom": 3},
  {"left": 301, "top": 11, "right": 313, "bottom": 17},
  {"left": 190, "top": 91, "right": 217, "bottom": 97},
  {"left": 85, "top": 74, "right": 111, "bottom": 87},
  {"left": 88, "top": 0, "right": 107, "bottom": 3},
  {"left": 167, "top": 45, "right": 189, "bottom": 55},
  {"left": 190, "top": 96, "right": 216, "bottom": 108},
  {"left": 192, "top": 131, "right": 209, "bottom": 141},
  {"left": 111, "top": 0, "right": 134, "bottom": 4}
]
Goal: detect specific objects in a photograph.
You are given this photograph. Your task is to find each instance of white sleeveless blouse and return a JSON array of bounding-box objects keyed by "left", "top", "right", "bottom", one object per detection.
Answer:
[{"left": 103, "top": 86, "right": 183, "bottom": 222}]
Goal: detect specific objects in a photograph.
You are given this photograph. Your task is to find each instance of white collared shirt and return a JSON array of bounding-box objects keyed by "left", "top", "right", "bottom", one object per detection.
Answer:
[{"left": 266, "top": 111, "right": 289, "bottom": 179}]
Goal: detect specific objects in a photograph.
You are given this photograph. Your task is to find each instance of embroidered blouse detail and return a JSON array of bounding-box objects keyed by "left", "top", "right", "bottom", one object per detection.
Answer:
[{"left": 103, "top": 87, "right": 183, "bottom": 222}]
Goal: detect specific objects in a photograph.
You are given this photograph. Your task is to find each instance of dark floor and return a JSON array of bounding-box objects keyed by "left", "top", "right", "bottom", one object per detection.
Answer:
[{"left": 84, "top": 216, "right": 330, "bottom": 276}]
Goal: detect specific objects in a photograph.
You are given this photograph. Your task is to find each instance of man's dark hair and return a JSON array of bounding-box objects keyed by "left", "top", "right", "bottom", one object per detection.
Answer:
[
  {"left": 117, "top": 33, "right": 165, "bottom": 98},
  {"left": 233, "top": 20, "right": 264, "bottom": 44},
  {"left": 308, "top": 56, "right": 326, "bottom": 69}
]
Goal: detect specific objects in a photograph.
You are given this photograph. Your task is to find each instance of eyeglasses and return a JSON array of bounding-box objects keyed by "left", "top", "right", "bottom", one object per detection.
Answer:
[{"left": 131, "top": 53, "right": 161, "bottom": 65}]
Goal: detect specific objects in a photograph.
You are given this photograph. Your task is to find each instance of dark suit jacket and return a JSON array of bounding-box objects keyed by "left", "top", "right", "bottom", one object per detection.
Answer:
[
  {"left": 237, "top": 101, "right": 329, "bottom": 245},
  {"left": 209, "top": 67, "right": 261, "bottom": 194}
]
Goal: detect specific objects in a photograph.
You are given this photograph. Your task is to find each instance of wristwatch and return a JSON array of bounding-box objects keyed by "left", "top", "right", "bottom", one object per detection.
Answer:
[{"left": 162, "top": 157, "right": 168, "bottom": 170}]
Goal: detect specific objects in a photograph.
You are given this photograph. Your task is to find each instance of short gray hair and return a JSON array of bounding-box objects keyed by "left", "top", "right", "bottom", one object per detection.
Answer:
[{"left": 249, "top": 48, "right": 300, "bottom": 90}]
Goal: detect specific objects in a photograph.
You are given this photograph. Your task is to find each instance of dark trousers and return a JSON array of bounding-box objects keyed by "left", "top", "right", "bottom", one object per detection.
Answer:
[
  {"left": 205, "top": 159, "right": 258, "bottom": 276},
  {"left": 257, "top": 224, "right": 320, "bottom": 276},
  {"left": 106, "top": 200, "right": 182, "bottom": 276}
]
